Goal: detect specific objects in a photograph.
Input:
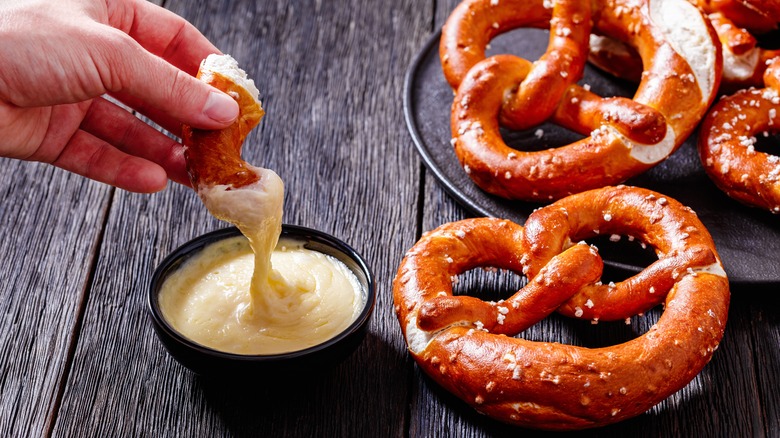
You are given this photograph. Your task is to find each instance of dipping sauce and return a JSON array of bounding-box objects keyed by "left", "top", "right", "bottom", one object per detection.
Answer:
[{"left": 158, "top": 236, "right": 365, "bottom": 355}]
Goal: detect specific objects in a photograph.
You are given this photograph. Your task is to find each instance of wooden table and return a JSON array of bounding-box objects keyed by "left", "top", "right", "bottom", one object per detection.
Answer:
[{"left": 1, "top": 1, "right": 778, "bottom": 436}]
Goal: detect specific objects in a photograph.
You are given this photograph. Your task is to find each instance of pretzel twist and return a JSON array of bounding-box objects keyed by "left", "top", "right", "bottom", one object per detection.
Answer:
[
  {"left": 441, "top": 0, "right": 721, "bottom": 201},
  {"left": 698, "top": 57, "right": 780, "bottom": 213},
  {"left": 393, "top": 186, "right": 730, "bottom": 430}
]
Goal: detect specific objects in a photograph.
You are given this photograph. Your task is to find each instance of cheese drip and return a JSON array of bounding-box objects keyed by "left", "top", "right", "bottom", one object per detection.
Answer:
[
  {"left": 196, "top": 166, "right": 287, "bottom": 316},
  {"left": 159, "top": 236, "right": 363, "bottom": 355},
  {"left": 162, "top": 54, "right": 364, "bottom": 354}
]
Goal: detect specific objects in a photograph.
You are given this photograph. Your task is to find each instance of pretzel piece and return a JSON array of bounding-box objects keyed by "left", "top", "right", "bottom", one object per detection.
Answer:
[
  {"left": 443, "top": 0, "right": 721, "bottom": 201},
  {"left": 698, "top": 57, "right": 780, "bottom": 213},
  {"left": 182, "top": 54, "right": 264, "bottom": 190},
  {"left": 393, "top": 186, "right": 729, "bottom": 430},
  {"left": 181, "top": 54, "right": 284, "bottom": 253}
]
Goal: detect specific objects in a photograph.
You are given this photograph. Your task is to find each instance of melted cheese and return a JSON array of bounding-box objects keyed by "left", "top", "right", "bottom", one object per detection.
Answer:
[
  {"left": 159, "top": 236, "right": 364, "bottom": 355},
  {"left": 165, "top": 164, "right": 364, "bottom": 355},
  {"left": 197, "top": 165, "right": 285, "bottom": 300}
]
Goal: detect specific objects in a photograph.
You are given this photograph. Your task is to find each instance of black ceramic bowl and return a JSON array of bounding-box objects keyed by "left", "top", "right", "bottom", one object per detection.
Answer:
[{"left": 148, "top": 225, "right": 375, "bottom": 378}]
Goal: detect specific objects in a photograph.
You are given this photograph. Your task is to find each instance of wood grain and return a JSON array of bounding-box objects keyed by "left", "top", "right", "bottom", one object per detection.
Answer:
[
  {"left": 0, "top": 160, "right": 110, "bottom": 437},
  {"left": 50, "top": 0, "right": 428, "bottom": 436},
  {"left": 1, "top": 0, "right": 778, "bottom": 436}
]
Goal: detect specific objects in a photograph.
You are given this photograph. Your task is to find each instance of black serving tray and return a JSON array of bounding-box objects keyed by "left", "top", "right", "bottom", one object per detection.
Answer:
[{"left": 404, "top": 28, "right": 780, "bottom": 285}]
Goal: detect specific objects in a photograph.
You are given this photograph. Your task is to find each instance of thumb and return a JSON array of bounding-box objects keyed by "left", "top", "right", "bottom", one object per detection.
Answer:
[{"left": 104, "top": 32, "right": 239, "bottom": 129}]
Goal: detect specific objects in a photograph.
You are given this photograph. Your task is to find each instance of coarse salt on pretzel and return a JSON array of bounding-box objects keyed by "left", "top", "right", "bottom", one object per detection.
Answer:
[
  {"left": 441, "top": 0, "right": 721, "bottom": 202},
  {"left": 588, "top": 8, "right": 780, "bottom": 93},
  {"left": 690, "top": 0, "right": 780, "bottom": 34},
  {"left": 393, "top": 185, "right": 729, "bottom": 430},
  {"left": 698, "top": 57, "right": 780, "bottom": 213},
  {"left": 182, "top": 54, "right": 284, "bottom": 262}
]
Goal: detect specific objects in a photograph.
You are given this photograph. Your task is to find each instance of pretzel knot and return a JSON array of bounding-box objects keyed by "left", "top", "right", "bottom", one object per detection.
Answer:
[
  {"left": 441, "top": 0, "right": 721, "bottom": 201},
  {"left": 699, "top": 57, "right": 780, "bottom": 213},
  {"left": 393, "top": 186, "right": 730, "bottom": 430}
]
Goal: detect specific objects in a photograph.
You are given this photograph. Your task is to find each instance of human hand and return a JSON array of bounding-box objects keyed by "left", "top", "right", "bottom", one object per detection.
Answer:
[{"left": 0, "top": 0, "right": 240, "bottom": 192}]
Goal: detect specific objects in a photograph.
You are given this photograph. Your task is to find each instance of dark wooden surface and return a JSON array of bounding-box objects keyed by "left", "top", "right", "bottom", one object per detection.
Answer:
[{"left": 1, "top": 0, "right": 778, "bottom": 436}]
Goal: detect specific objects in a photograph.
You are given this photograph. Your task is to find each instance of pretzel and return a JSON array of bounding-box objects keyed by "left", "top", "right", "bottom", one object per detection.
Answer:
[
  {"left": 393, "top": 186, "right": 730, "bottom": 430},
  {"left": 690, "top": 0, "right": 780, "bottom": 34},
  {"left": 698, "top": 57, "right": 780, "bottom": 213},
  {"left": 441, "top": 0, "right": 721, "bottom": 201},
  {"left": 181, "top": 54, "right": 285, "bottom": 247},
  {"left": 588, "top": 9, "right": 780, "bottom": 93},
  {"left": 182, "top": 54, "right": 265, "bottom": 190}
]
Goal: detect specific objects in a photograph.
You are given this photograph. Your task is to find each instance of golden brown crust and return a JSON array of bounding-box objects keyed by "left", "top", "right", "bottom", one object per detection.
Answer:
[
  {"left": 442, "top": 0, "right": 721, "bottom": 201},
  {"left": 182, "top": 71, "right": 265, "bottom": 189},
  {"left": 690, "top": 0, "right": 780, "bottom": 33},
  {"left": 393, "top": 186, "right": 730, "bottom": 430},
  {"left": 709, "top": 12, "right": 755, "bottom": 55},
  {"left": 698, "top": 57, "right": 780, "bottom": 213},
  {"left": 588, "top": 8, "right": 780, "bottom": 93},
  {"left": 587, "top": 34, "right": 643, "bottom": 83}
]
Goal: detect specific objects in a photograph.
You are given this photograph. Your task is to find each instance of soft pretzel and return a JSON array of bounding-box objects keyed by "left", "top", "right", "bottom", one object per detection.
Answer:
[
  {"left": 441, "top": 0, "right": 721, "bottom": 202},
  {"left": 698, "top": 57, "right": 780, "bottom": 213},
  {"left": 393, "top": 186, "right": 730, "bottom": 430},
  {"left": 690, "top": 0, "right": 780, "bottom": 34},
  {"left": 182, "top": 54, "right": 265, "bottom": 190},
  {"left": 588, "top": 9, "right": 780, "bottom": 93}
]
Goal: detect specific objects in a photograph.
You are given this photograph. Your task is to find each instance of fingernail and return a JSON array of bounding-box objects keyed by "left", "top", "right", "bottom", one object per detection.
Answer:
[{"left": 203, "top": 91, "right": 239, "bottom": 123}]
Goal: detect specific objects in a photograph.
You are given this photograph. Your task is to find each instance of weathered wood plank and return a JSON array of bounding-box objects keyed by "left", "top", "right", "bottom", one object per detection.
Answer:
[
  {"left": 739, "top": 290, "right": 780, "bottom": 436},
  {"left": 0, "top": 159, "right": 110, "bottom": 437},
  {"left": 51, "top": 0, "right": 428, "bottom": 436},
  {"left": 1, "top": 0, "right": 773, "bottom": 436}
]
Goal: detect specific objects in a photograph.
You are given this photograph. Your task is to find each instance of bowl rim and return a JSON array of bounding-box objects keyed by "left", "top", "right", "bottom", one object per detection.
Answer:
[{"left": 148, "top": 224, "right": 375, "bottom": 362}]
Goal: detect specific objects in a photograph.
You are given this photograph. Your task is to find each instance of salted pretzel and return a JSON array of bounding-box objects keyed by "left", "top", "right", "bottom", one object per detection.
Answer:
[
  {"left": 690, "top": 0, "right": 780, "bottom": 34},
  {"left": 441, "top": 0, "right": 721, "bottom": 202},
  {"left": 182, "top": 54, "right": 265, "bottom": 190},
  {"left": 588, "top": 5, "right": 780, "bottom": 93},
  {"left": 393, "top": 186, "right": 730, "bottom": 430},
  {"left": 698, "top": 57, "right": 780, "bottom": 213}
]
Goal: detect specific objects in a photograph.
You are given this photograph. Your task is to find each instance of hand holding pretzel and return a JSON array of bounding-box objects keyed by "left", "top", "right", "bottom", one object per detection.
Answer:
[
  {"left": 441, "top": 0, "right": 721, "bottom": 201},
  {"left": 0, "top": 0, "right": 240, "bottom": 193},
  {"left": 393, "top": 186, "right": 730, "bottom": 430}
]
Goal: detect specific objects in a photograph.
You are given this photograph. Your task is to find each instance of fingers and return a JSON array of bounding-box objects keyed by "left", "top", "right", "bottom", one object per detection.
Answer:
[
  {"left": 23, "top": 98, "right": 190, "bottom": 192},
  {"left": 80, "top": 97, "right": 190, "bottom": 187},
  {"left": 51, "top": 129, "right": 169, "bottom": 193},
  {"left": 108, "top": 90, "right": 186, "bottom": 137},
  {"left": 92, "top": 27, "right": 237, "bottom": 131},
  {"left": 47, "top": 96, "right": 194, "bottom": 193},
  {"left": 103, "top": 0, "right": 238, "bottom": 130},
  {"left": 107, "top": 0, "right": 220, "bottom": 75}
]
